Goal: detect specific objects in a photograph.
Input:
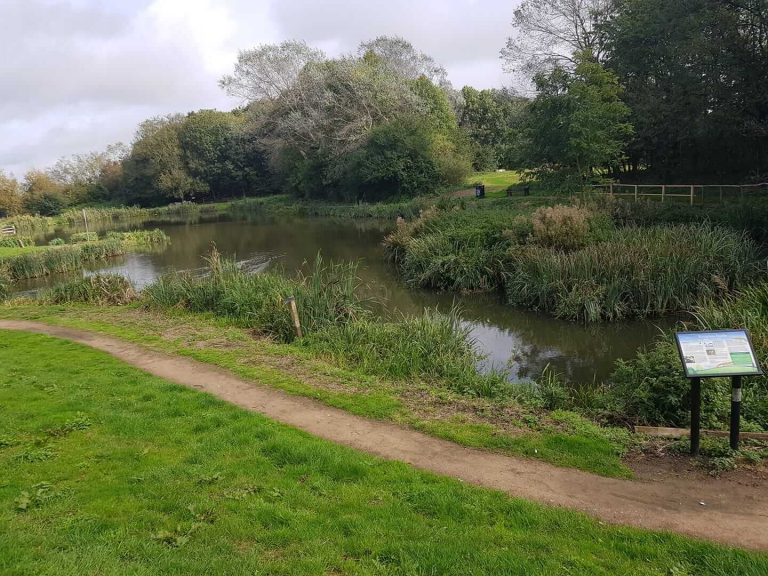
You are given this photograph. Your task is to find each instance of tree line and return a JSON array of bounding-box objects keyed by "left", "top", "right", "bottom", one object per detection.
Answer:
[{"left": 2, "top": 1, "right": 767, "bottom": 216}]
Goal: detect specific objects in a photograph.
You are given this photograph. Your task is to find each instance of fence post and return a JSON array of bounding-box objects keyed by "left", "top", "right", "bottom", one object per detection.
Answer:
[
  {"left": 740, "top": 185, "right": 744, "bottom": 200},
  {"left": 661, "top": 185, "right": 666, "bottom": 202},
  {"left": 634, "top": 184, "right": 638, "bottom": 202},
  {"left": 609, "top": 183, "right": 614, "bottom": 196},
  {"left": 719, "top": 185, "right": 723, "bottom": 203},
  {"left": 690, "top": 185, "right": 694, "bottom": 206}
]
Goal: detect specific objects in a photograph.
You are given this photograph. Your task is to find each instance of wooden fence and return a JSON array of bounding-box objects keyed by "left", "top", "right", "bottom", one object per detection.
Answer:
[
  {"left": 0, "top": 225, "right": 16, "bottom": 236},
  {"left": 593, "top": 183, "right": 768, "bottom": 205}
]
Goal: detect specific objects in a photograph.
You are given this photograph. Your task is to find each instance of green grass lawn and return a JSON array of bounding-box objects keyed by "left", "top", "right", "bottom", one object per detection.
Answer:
[
  {"left": 0, "top": 304, "right": 633, "bottom": 478},
  {"left": 0, "top": 245, "right": 55, "bottom": 258},
  {"left": 1, "top": 330, "right": 766, "bottom": 575},
  {"left": 464, "top": 171, "right": 522, "bottom": 198}
]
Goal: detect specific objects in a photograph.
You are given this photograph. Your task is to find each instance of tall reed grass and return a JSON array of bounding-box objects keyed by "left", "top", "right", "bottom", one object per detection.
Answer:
[
  {"left": 145, "top": 250, "right": 368, "bottom": 342},
  {"left": 1, "top": 240, "right": 125, "bottom": 280},
  {"left": 301, "top": 309, "right": 509, "bottom": 397},
  {"left": 42, "top": 274, "right": 137, "bottom": 305},
  {"left": 505, "top": 224, "right": 756, "bottom": 322},
  {"left": 143, "top": 250, "right": 506, "bottom": 396},
  {"left": 0, "top": 230, "right": 169, "bottom": 280}
]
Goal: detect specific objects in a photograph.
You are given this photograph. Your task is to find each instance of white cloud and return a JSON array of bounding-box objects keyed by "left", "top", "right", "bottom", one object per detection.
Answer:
[{"left": 0, "top": 0, "right": 517, "bottom": 176}]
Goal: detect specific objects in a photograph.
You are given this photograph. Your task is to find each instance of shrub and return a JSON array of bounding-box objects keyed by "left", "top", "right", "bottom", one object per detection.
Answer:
[
  {"left": 48, "top": 238, "right": 65, "bottom": 246},
  {"left": 43, "top": 274, "right": 137, "bottom": 306},
  {"left": 530, "top": 205, "right": 592, "bottom": 250}
]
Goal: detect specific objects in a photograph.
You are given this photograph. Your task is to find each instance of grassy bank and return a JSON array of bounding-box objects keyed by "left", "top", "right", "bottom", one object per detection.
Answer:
[
  {"left": 0, "top": 294, "right": 634, "bottom": 477},
  {"left": 2, "top": 330, "right": 764, "bottom": 575},
  {"left": 386, "top": 202, "right": 758, "bottom": 321},
  {"left": 0, "top": 230, "right": 169, "bottom": 282}
]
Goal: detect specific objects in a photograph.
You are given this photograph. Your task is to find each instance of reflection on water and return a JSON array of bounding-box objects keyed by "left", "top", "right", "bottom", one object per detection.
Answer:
[{"left": 18, "top": 216, "right": 672, "bottom": 383}]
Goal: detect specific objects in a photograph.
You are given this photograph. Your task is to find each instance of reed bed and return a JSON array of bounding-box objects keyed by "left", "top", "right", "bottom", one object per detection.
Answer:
[
  {"left": 42, "top": 274, "right": 137, "bottom": 305},
  {"left": 145, "top": 251, "right": 367, "bottom": 343},
  {"left": 0, "top": 229, "right": 170, "bottom": 280},
  {"left": 505, "top": 224, "right": 756, "bottom": 322},
  {"left": 301, "top": 310, "right": 509, "bottom": 397},
  {"left": 143, "top": 250, "right": 504, "bottom": 396},
  {"left": 1, "top": 240, "right": 125, "bottom": 280}
]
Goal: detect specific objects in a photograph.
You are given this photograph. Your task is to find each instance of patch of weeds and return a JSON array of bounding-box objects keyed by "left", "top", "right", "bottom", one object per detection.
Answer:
[
  {"left": 15, "top": 446, "right": 55, "bottom": 463},
  {"left": 669, "top": 436, "right": 768, "bottom": 476},
  {"left": 196, "top": 472, "right": 223, "bottom": 485},
  {"left": 0, "top": 435, "right": 18, "bottom": 449},
  {"left": 152, "top": 523, "right": 200, "bottom": 548},
  {"left": 46, "top": 413, "right": 92, "bottom": 438},
  {"left": 188, "top": 505, "right": 217, "bottom": 524},
  {"left": 15, "top": 482, "right": 55, "bottom": 512},
  {"left": 222, "top": 484, "right": 261, "bottom": 500}
]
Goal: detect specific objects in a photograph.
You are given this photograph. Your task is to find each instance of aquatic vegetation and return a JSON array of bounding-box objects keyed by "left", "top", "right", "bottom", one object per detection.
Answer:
[
  {"left": 505, "top": 224, "right": 756, "bottom": 322},
  {"left": 301, "top": 309, "right": 510, "bottom": 397},
  {"left": 0, "top": 230, "right": 170, "bottom": 280},
  {"left": 42, "top": 274, "right": 137, "bottom": 306}
]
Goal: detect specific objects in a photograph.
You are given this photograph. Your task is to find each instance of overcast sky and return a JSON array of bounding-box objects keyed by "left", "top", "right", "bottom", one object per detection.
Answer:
[{"left": 0, "top": 0, "right": 518, "bottom": 177}]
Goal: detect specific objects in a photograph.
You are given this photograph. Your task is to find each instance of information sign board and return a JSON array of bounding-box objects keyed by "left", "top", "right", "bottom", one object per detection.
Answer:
[{"left": 675, "top": 330, "right": 762, "bottom": 378}]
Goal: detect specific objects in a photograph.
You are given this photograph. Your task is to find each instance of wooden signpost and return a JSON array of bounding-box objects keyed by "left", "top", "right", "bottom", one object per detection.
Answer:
[{"left": 675, "top": 330, "right": 762, "bottom": 455}]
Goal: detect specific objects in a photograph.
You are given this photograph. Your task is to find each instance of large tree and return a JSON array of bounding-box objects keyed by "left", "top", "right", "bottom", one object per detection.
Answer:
[
  {"left": 525, "top": 50, "right": 633, "bottom": 184},
  {"left": 605, "top": 0, "right": 768, "bottom": 180},
  {"left": 502, "top": 0, "right": 616, "bottom": 79},
  {"left": 0, "top": 171, "right": 21, "bottom": 217}
]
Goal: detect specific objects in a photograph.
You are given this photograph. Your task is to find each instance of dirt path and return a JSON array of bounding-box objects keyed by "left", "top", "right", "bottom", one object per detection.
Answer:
[{"left": 2, "top": 320, "right": 766, "bottom": 550}]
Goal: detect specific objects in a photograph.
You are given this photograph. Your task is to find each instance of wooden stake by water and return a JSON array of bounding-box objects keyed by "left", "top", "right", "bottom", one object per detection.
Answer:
[{"left": 285, "top": 296, "right": 302, "bottom": 339}]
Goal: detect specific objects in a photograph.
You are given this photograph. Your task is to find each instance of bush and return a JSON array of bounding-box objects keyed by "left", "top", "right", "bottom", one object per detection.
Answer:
[
  {"left": 530, "top": 205, "right": 592, "bottom": 250},
  {"left": 43, "top": 274, "right": 137, "bottom": 306},
  {"left": 48, "top": 238, "right": 65, "bottom": 246}
]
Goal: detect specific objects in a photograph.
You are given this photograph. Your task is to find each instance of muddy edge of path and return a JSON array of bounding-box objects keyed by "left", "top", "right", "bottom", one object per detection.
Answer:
[{"left": 2, "top": 320, "right": 766, "bottom": 550}]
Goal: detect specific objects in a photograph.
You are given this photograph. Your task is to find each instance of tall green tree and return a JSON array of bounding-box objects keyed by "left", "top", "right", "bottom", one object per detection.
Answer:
[
  {"left": 605, "top": 0, "right": 768, "bottom": 180},
  {"left": 526, "top": 50, "right": 633, "bottom": 185}
]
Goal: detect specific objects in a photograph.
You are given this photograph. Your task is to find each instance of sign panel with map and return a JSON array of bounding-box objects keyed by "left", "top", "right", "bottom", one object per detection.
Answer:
[{"left": 675, "top": 330, "right": 762, "bottom": 378}]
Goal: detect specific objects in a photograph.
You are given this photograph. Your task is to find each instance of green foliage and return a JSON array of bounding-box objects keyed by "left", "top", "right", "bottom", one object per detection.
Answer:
[
  {"left": 458, "top": 87, "right": 528, "bottom": 170},
  {"left": 505, "top": 223, "right": 756, "bottom": 322},
  {"left": 145, "top": 251, "right": 367, "bottom": 343},
  {"left": 48, "top": 238, "right": 65, "bottom": 246},
  {"left": 42, "top": 274, "right": 137, "bottom": 306},
  {"left": 69, "top": 232, "right": 99, "bottom": 243},
  {"left": 606, "top": 0, "right": 768, "bottom": 180},
  {"left": 526, "top": 50, "right": 633, "bottom": 183},
  {"left": 301, "top": 309, "right": 509, "bottom": 397},
  {"left": 383, "top": 201, "right": 544, "bottom": 292},
  {"left": 0, "top": 240, "right": 124, "bottom": 280}
]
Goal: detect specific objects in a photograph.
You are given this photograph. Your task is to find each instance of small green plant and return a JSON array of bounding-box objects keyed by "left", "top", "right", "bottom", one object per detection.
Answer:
[
  {"left": 15, "top": 482, "right": 55, "bottom": 512},
  {"left": 46, "top": 414, "right": 92, "bottom": 438},
  {"left": 69, "top": 232, "right": 99, "bottom": 243},
  {"left": 15, "top": 446, "right": 55, "bottom": 463},
  {"left": 48, "top": 238, "right": 65, "bottom": 246}
]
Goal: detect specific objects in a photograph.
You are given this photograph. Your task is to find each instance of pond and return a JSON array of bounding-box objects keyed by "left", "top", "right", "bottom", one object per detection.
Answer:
[{"left": 17, "top": 216, "right": 671, "bottom": 383}]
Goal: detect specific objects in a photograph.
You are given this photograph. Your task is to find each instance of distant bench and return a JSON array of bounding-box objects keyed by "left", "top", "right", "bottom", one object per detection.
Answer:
[{"left": 1, "top": 225, "right": 16, "bottom": 236}]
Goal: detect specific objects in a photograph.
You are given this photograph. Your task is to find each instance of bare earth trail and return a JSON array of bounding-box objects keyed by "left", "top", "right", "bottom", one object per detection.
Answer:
[{"left": 3, "top": 320, "right": 767, "bottom": 550}]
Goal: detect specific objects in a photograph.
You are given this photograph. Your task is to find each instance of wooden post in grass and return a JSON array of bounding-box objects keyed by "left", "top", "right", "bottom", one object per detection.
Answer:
[
  {"left": 83, "top": 209, "right": 90, "bottom": 238},
  {"left": 690, "top": 377, "right": 702, "bottom": 456},
  {"left": 661, "top": 185, "right": 666, "bottom": 202},
  {"left": 690, "top": 185, "right": 694, "bottom": 206},
  {"left": 634, "top": 185, "right": 638, "bottom": 202},
  {"left": 285, "top": 296, "right": 302, "bottom": 339}
]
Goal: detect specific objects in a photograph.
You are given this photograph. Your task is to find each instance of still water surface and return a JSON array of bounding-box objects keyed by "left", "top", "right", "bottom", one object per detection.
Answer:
[{"left": 19, "top": 217, "right": 671, "bottom": 383}]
